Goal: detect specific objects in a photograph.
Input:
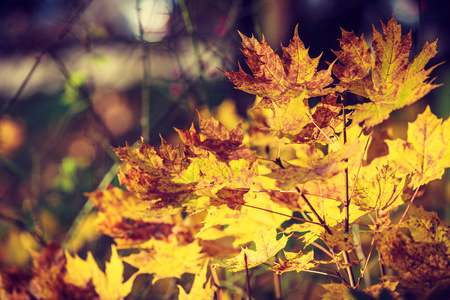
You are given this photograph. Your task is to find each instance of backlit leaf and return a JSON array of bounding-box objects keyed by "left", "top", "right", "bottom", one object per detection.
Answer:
[
  {"left": 270, "top": 250, "right": 317, "bottom": 274},
  {"left": 123, "top": 239, "right": 205, "bottom": 284},
  {"left": 178, "top": 259, "right": 215, "bottom": 300},
  {"left": 334, "top": 16, "right": 440, "bottom": 127},
  {"left": 385, "top": 106, "right": 450, "bottom": 188},
  {"left": 221, "top": 26, "right": 334, "bottom": 110},
  {"left": 217, "top": 227, "right": 288, "bottom": 271}
]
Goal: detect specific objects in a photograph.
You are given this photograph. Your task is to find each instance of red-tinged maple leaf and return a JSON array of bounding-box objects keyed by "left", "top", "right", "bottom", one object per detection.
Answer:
[
  {"left": 290, "top": 93, "right": 343, "bottom": 144},
  {"left": 221, "top": 25, "right": 334, "bottom": 110},
  {"left": 377, "top": 206, "right": 450, "bottom": 290},
  {"left": 113, "top": 138, "right": 197, "bottom": 207},
  {"left": 334, "top": 15, "right": 441, "bottom": 127},
  {"left": 175, "top": 114, "right": 255, "bottom": 163},
  {"left": 0, "top": 242, "right": 99, "bottom": 300},
  {"left": 211, "top": 187, "right": 249, "bottom": 210}
]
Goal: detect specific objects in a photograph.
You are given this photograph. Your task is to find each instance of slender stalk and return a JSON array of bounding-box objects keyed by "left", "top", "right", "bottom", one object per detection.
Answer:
[
  {"left": 136, "top": 0, "right": 151, "bottom": 141},
  {"left": 210, "top": 267, "right": 224, "bottom": 300},
  {"left": 243, "top": 202, "right": 322, "bottom": 226},
  {"left": 342, "top": 105, "right": 357, "bottom": 288},
  {"left": 397, "top": 186, "right": 420, "bottom": 225},
  {"left": 274, "top": 271, "right": 282, "bottom": 300},
  {"left": 2, "top": 0, "right": 93, "bottom": 114},
  {"left": 178, "top": 0, "right": 207, "bottom": 104},
  {"left": 244, "top": 253, "right": 252, "bottom": 299},
  {"left": 62, "top": 162, "right": 119, "bottom": 250},
  {"left": 357, "top": 236, "right": 376, "bottom": 288},
  {"left": 296, "top": 188, "right": 332, "bottom": 235}
]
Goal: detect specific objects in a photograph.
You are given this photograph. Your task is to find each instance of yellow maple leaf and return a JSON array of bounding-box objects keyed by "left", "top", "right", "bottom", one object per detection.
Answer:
[
  {"left": 65, "top": 244, "right": 137, "bottom": 300},
  {"left": 385, "top": 106, "right": 450, "bottom": 188},
  {"left": 123, "top": 239, "right": 205, "bottom": 284},
  {"left": 335, "top": 16, "right": 441, "bottom": 127},
  {"left": 352, "top": 165, "right": 411, "bottom": 212},
  {"left": 270, "top": 250, "right": 317, "bottom": 275},
  {"left": 177, "top": 259, "right": 215, "bottom": 300},
  {"left": 217, "top": 227, "right": 288, "bottom": 271}
]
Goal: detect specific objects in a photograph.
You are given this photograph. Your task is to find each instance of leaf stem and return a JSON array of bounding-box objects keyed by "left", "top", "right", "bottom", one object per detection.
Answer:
[
  {"left": 136, "top": 0, "right": 151, "bottom": 141},
  {"left": 1, "top": 0, "right": 93, "bottom": 114},
  {"left": 296, "top": 188, "right": 332, "bottom": 235},
  {"left": 397, "top": 186, "right": 420, "bottom": 225},
  {"left": 210, "top": 266, "right": 224, "bottom": 300},
  {"left": 274, "top": 257, "right": 283, "bottom": 300},
  {"left": 244, "top": 253, "right": 252, "bottom": 299},
  {"left": 342, "top": 104, "right": 357, "bottom": 288},
  {"left": 242, "top": 203, "right": 322, "bottom": 226}
]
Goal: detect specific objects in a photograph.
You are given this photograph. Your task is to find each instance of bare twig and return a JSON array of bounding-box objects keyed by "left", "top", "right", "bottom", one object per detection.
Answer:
[
  {"left": 244, "top": 253, "right": 252, "bottom": 299},
  {"left": 0, "top": 211, "right": 46, "bottom": 246},
  {"left": 296, "top": 188, "right": 332, "bottom": 235},
  {"left": 274, "top": 270, "right": 283, "bottom": 300},
  {"left": 2, "top": 0, "right": 93, "bottom": 114},
  {"left": 397, "top": 186, "right": 420, "bottom": 225},
  {"left": 342, "top": 105, "right": 357, "bottom": 288},
  {"left": 136, "top": 0, "right": 152, "bottom": 141},
  {"left": 211, "top": 266, "right": 225, "bottom": 300}
]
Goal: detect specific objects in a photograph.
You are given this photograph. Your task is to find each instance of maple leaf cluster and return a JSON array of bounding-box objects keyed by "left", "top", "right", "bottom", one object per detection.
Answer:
[{"left": 4, "top": 15, "right": 447, "bottom": 300}]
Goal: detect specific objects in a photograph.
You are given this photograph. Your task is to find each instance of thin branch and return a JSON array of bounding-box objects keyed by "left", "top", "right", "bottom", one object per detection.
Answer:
[
  {"left": 397, "top": 186, "right": 420, "bottom": 225},
  {"left": 356, "top": 236, "right": 376, "bottom": 289},
  {"left": 62, "top": 162, "right": 119, "bottom": 251},
  {"left": 0, "top": 211, "right": 46, "bottom": 246},
  {"left": 136, "top": 0, "right": 152, "bottom": 141},
  {"left": 296, "top": 188, "right": 332, "bottom": 235},
  {"left": 310, "top": 117, "right": 339, "bottom": 150},
  {"left": 244, "top": 253, "right": 252, "bottom": 299},
  {"left": 274, "top": 256, "right": 283, "bottom": 300},
  {"left": 242, "top": 203, "right": 322, "bottom": 226},
  {"left": 342, "top": 104, "right": 357, "bottom": 289},
  {"left": 2, "top": 0, "right": 93, "bottom": 114},
  {"left": 210, "top": 266, "right": 224, "bottom": 300}
]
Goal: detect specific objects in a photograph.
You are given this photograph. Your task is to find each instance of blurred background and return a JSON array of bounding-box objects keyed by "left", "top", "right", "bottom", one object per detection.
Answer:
[{"left": 0, "top": 0, "right": 449, "bottom": 299}]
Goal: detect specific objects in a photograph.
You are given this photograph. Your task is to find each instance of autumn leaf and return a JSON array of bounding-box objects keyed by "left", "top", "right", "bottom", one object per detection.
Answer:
[
  {"left": 321, "top": 281, "right": 398, "bottom": 300},
  {"left": 256, "top": 93, "right": 343, "bottom": 144},
  {"left": 114, "top": 138, "right": 196, "bottom": 209},
  {"left": 376, "top": 205, "right": 450, "bottom": 289},
  {"left": 178, "top": 259, "right": 215, "bottom": 300},
  {"left": 291, "top": 94, "right": 343, "bottom": 144},
  {"left": 86, "top": 185, "right": 177, "bottom": 247},
  {"left": 385, "top": 106, "right": 450, "bottom": 188},
  {"left": 352, "top": 165, "right": 411, "bottom": 212},
  {"left": 270, "top": 250, "right": 317, "bottom": 274},
  {"left": 267, "top": 140, "right": 363, "bottom": 189},
  {"left": 334, "top": 16, "right": 440, "bottom": 127},
  {"left": 221, "top": 25, "right": 334, "bottom": 110},
  {"left": 123, "top": 239, "right": 205, "bottom": 284},
  {"left": 175, "top": 114, "right": 255, "bottom": 163},
  {"left": 0, "top": 242, "right": 99, "bottom": 300},
  {"left": 216, "top": 227, "right": 288, "bottom": 271},
  {"left": 66, "top": 244, "right": 137, "bottom": 300},
  {"left": 286, "top": 222, "right": 355, "bottom": 253}
]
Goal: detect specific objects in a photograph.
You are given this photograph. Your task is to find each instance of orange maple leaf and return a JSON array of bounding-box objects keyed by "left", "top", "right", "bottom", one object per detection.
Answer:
[
  {"left": 221, "top": 25, "right": 334, "bottom": 110},
  {"left": 175, "top": 114, "right": 255, "bottom": 163}
]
